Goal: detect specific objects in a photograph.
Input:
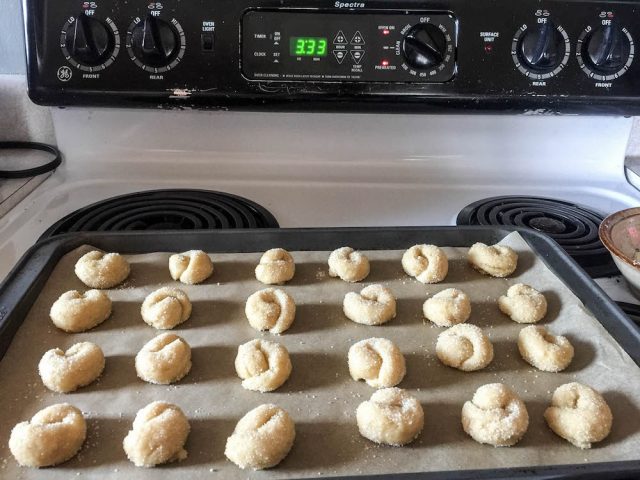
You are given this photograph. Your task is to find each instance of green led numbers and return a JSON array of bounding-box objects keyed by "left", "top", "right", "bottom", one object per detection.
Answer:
[{"left": 289, "top": 37, "right": 328, "bottom": 57}]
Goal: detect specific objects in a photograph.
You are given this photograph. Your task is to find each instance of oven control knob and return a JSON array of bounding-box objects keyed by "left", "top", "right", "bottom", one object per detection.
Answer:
[
  {"left": 129, "top": 15, "right": 180, "bottom": 68},
  {"left": 518, "top": 20, "right": 565, "bottom": 72},
  {"left": 64, "top": 15, "right": 115, "bottom": 66},
  {"left": 402, "top": 23, "right": 447, "bottom": 69},
  {"left": 584, "top": 23, "right": 631, "bottom": 73}
]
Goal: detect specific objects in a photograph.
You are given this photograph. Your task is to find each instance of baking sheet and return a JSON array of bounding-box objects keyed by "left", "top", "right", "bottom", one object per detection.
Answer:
[{"left": 1, "top": 232, "right": 640, "bottom": 479}]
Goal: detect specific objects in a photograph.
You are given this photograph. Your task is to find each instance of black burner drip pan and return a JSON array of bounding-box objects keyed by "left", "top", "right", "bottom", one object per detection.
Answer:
[
  {"left": 39, "top": 189, "right": 279, "bottom": 240},
  {"left": 456, "top": 196, "right": 619, "bottom": 278}
]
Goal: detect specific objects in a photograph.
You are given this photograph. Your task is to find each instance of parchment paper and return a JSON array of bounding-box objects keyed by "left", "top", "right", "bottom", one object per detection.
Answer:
[{"left": 1, "top": 232, "right": 640, "bottom": 479}]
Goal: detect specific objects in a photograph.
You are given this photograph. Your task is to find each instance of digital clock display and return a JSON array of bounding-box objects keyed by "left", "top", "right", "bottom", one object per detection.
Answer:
[{"left": 289, "top": 37, "right": 328, "bottom": 56}]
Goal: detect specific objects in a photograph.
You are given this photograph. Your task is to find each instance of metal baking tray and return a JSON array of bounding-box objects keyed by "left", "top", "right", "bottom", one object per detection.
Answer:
[{"left": 0, "top": 226, "right": 639, "bottom": 480}]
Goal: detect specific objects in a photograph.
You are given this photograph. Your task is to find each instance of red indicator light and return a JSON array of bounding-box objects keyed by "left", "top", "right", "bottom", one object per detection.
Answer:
[
  {"left": 381, "top": 60, "right": 389, "bottom": 66},
  {"left": 382, "top": 29, "right": 390, "bottom": 35},
  {"left": 484, "top": 43, "right": 493, "bottom": 53}
]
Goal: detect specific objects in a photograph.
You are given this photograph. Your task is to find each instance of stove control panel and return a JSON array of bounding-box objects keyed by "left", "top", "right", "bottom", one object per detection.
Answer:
[{"left": 23, "top": 0, "right": 640, "bottom": 114}]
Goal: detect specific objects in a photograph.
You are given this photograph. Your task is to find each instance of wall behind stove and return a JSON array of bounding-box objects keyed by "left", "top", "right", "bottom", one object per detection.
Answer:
[{"left": 0, "top": 0, "right": 25, "bottom": 74}]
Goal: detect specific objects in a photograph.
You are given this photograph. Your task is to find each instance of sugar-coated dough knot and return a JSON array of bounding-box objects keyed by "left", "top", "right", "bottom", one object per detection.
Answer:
[
  {"left": 328, "top": 247, "right": 370, "bottom": 282},
  {"left": 141, "top": 287, "right": 192, "bottom": 329},
  {"left": 499, "top": 284, "right": 547, "bottom": 324},
  {"left": 9, "top": 403, "right": 86, "bottom": 468},
  {"left": 255, "top": 248, "right": 295, "bottom": 285},
  {"left": 235, "top": 339, "right": 292, "bottom": 392},
  {"left": 461, "top": 383, "right": 529, "bottom": 447},
  {"left": 135, "top": 333, "right": 192, "bottom": 384},
  {"left": 343, "top": 284, "right": 397, "bottom": 326},
  {"left": 544, "top": 382, "right": 612, "bottom": 449},
  {"left": 518, "top": 325, "right": 574, "bottom": 372},
  {"left": 356, "top": 387, "right": 424, "bottom": 446},
  {"left": 50, "top": 289, "right": 112, "bottom": 333},
  {"left": 468, "top": 243, "right": 518, "bottom": 278},
  {"left": 423, "top": 288, "right": 471, "bottom": 327},
  {"left": 225, "top": 404, "right": 295, "bottom": 470},
  {"left": 245, "top": 288, "right": 296, "bottom": 334},
  {"left": 436, "top": 324, "right": 493, "bottom": 371},
  {"left": 169, "top": 250, "right": 213, "bottom": 285},
  {"left": 123, "top": 401, "right": 190, "bottom": 467},
  {"left": 38, "top": 342, "right": 105, "bottom": 393},
  {"left": 402, "top": 244, "right": 448, "bottom": 284},
  {"left": 75, "top": 250, "right": 130, "bottom": 288},
  {"left": 348, "top": 338, "right": 406, "bottom": 388}
]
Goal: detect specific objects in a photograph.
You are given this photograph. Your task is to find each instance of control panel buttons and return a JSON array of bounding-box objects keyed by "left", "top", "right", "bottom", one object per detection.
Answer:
[
  {"left": 60, "top": 14, "right": 120, "bottom": 71},
  {"left": 402, "top": 23, "right": 446, "bottom": 70},
  {"left": 512, "top": 19, "right": 570, "bottom": 79},
  {"left": 126, "top": 15, "right": 186, "bottom": 73},
  {"left": 577, "top": 20, "right": 634, "bottom": 81}
]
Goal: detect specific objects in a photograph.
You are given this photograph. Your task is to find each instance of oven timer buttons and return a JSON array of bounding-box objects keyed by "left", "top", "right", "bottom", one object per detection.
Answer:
[
  {"left": 60, "top": 14, "right": 120, "bottom": 72},
  {"left": 126, "top": 15, "right": 186, "bottom": 73},
  {"left": 577, "top": 21, "right": 634, "bottom": 81},
  {"left": 511, "top": 19, "right": 570, "bottom": 79}
]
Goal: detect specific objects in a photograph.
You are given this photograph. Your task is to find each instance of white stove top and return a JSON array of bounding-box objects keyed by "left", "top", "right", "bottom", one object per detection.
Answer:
[{"left": 1, "top": 110, "right": 638, "bottom": 307}]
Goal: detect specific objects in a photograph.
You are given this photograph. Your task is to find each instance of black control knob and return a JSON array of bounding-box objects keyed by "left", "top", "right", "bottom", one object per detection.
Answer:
[
  {"left": 518, "top": 20, "right": 565, "bottom": 72},
  {"left": 130, "top": 15, "right": 180, "bottom": 68},
  {"left": 584, "top": 23, "right": 630, "bottom": 73},
  {"left": 402, "top": 24, "right": 447, "bottom": 70},
  {"left": 65, "top": 15, "right": 114, "bottom": 66}
]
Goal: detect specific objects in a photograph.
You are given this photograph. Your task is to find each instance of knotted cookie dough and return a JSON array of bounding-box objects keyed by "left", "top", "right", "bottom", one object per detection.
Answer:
[
  {"left": 123, "top": 401, "right": 190, "bottom": 467},
  {"left": 461, "top": 383, "right": 529, "bottom": 447},
  {"left": 544, "top": 382, "right": 613, "bottom": 449},
  {"left": 468, "top": 242, "right": 518, "bottom": 278},
  {"left": 343, "top": 284, "right": 397, "bottom": 326},
  {"left": 245, "top": 288, "right": 296, "bottom": 334},
  {"left": 235, "top": 339, "right": 292, "bottom": 392},
  {"left": 9, "top": 403, "right": 86, "bottom": 468},
  {"left": 169, "top": 250, "right": 214, "bottom": 285},
  {"left": 75, "top": 250, "right": 130, "bottom": 288},
  {"left": 518, "top": 325, "right": 574, "bottom": 372},
  {"left": 255, "top": 248, "right": 295, "bottom": 285},
  {"left": 402, "top": 244, "right": 449, "bottom": 284},
  {"left": 348, "top": 337, "right": 406, "bottom": 388},
  {"left": 499, "top": 283, "right": 548, "bottom": 324},
  {"left": 38, "top": 342, "right": 105, "bottom": 393},
  {"left": 50, "top": 289, "right": 112, "bottom": 333},
  {"left": 423, "top": 288, "right": 471, "bottom": 327},
  {"left": 141, "top": 287, "right": 192, "bottom": 329},
  {"left": 436, "top": 324, "right": 493, "bottom": 372},
  {"left": 225, "top": 404, "right": 296, "bottom": 470},
  {"left": 135, "top": 333, "right": 192, "bottom": 384},
  {"left": 328, "top": 246, "right": 370, "bottom": 282},
  {"left": 356, "top": 387, "right": 424, "bottom": 446}
]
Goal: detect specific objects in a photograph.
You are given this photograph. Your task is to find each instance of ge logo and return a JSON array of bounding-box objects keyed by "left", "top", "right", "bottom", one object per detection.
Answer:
[{"left": 57, "top": 66, "right": 72, "bottom": 82}]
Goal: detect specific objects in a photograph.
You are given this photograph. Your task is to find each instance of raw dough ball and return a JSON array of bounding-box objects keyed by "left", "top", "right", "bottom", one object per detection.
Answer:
[
  {"left": 141, "top": 287, "right": 192, "bottom": 329},
  {"left": 499, "top": 284, "right": 548, "bottom": 324},
  {"left": 75, "top": 250, "right": 130, "bottom": 288},
  {"left": 436, "top": 324, "right": 493, "bottom": 372},
  {"left": 356, "top": 387, "right": 424, "bottom": 446},
  {"left": 123, "top": 401, "right": 190, "bottom": 467},
  {"left": 225, "top": 404, "right": 295, "bottom": 470},
  {"left": 343, "top": 284, "right": 397, "bottom": 326},
  {"left": 50, "top": 289, "right": 112, "bottom": 333},
  {"left": 402, "top": 244, "right": 449, "bottom": 284},
  {"left": 169, "top": 250, "right": 214, "bottom": 285},
  {"left": 468, "top": 242, "right": 518, "bottom": 278},
  {"left": 423, "top": 288, "right": 471, "bottom": 327},
  {"left": 544, "top": 382, "right": 612, "bottom": 449},
  {"left": 255, "top": 248, "right": 295, "bottom": 285},
  {"left": 38, "top": 342, "right": 105, "bottom": 393},
  {"left": 461, "top": 383, "right": 529, "bottom": 447},
  {"left": 328, "top": 246, "right": 370, "bottom": 282},
  {"left": 348, "top": 338, "right": 406, "bottom": 388},
  {"left": 245, "top": 288, "right": 296, "bottom": 334},
  {"left": 9, "top": 403, "right": 86, "bottom": 468},
  {"left": 136, "top": 333, "right": 192, "bottom": 384},
  {"left": 518, "top": 325, "right": 574, "bottom": 372},
  {"left": 235, "top": 339, "right": 292, "bottom": 392}
]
